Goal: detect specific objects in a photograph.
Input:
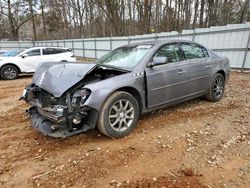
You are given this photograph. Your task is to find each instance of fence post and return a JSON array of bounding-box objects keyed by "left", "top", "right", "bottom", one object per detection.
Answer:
[
  {"left": 192, "top": 29, "right": 196, "bottom": 42},
  {"left": 82, "top": 40, "right": 85, "bottom": 57},
  {"left": 72, "top": 40, "right": 74, "bottom": 55},
  {"left": 155, "top": 33, "right": 158, "bottom": 41},
  {"left": 94, "top": 38, "right": 97, "bottom": 59},
  {"left": 110, "top": 38, "right": 112, "bottom": 51},
  {"left": 241, "top": 31, "right": 250, "bottom": 72}
]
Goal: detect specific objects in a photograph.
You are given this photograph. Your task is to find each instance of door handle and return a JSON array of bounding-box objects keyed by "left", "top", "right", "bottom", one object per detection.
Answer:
[
  {"left": 178, "top": 69, "right": 185, "bottom": 74},
  {"left": 205, "top": 64, "right": 211, "bottom": 68}
]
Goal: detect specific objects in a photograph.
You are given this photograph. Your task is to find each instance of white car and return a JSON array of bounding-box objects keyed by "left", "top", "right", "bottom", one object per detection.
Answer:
[{"left": 0, "top": 47, "right": 76, "bottom": 80}]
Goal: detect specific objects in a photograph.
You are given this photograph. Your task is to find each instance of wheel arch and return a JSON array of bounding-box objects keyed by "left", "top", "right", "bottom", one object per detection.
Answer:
[
  {"left": 96, "top": 87, "right": 141, "bottom": 138},
  {"left": 216, "top": 70, "right": 226, "bottom": 80},
  {"left": 0, "top": 63, "right": 21, "bottom": 74},
  {"left": 115, "top": 86, "right": 143, "bottom": 114}
]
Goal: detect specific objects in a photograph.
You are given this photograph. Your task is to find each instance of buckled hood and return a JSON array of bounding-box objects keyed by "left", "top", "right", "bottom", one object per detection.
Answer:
[{"left": 32, "top": 62, "right": 96, "bottom": 97}]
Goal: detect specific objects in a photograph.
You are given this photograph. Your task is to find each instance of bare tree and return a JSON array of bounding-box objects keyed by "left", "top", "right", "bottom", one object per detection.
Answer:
[
  {"left": 40, "top": 0, "right": 46, "bottom": 39},
  {"left": 0, "top": 0, "right": 248, "bottom": 40},
  {"left": 4, "top": 0, "right": 32, "bottom": 40},
  {"left": 26, "top": 0, "right": 37, "bottom": 40}
]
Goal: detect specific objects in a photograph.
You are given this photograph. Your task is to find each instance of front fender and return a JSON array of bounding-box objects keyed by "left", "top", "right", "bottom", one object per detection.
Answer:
[
  {"left": 0, "top": 61, "right": 23, "bottom": 72},
  {"left": 0, "top": 61, "right": 11, "bottom": 69},
  {"left": 83, "top": 73, "right": 145, "bottom": 111}
]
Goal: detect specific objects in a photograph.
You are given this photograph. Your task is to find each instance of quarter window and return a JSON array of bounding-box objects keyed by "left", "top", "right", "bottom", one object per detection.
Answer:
[
  {"left": 181, "top": 43, "right": 209, "bottom": 59},
  {"left": 155, "top": 44, "right": 180, "bottom": 62},
  {"left": 26, "top": 49, "right": 41, "bottom": 56}
]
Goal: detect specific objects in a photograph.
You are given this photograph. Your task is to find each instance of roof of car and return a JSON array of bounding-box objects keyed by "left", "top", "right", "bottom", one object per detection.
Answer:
[
  {"left": 26, "top": 47, "right": 69, "bottom": 49},
  {"left": 127, "top": 39, "right": 205, "bottom": 47}
]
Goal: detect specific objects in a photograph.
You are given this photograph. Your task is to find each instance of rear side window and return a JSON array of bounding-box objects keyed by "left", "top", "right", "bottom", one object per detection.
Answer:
[
  {"left": 43, "top": 48, "right": 67, "bottom": 55},
  {"left": 155, "top": 43, "right": 180, "bottom": 62},
  {"left": 181, "top": 43, "right": 209, "bottom": 59},
  {"left": 55, "top": 48, "right": 68, "bottom": 53},
  {"left": 26, "top": 49, "right": 41, "bottom": 56}
]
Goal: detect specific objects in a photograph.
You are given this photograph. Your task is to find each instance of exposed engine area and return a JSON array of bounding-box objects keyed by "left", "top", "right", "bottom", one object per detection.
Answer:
[{"left": 82, "top": 66, "right": 127, "bottom": 84}]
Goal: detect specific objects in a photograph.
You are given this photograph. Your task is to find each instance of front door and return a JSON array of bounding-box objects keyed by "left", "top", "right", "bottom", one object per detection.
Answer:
[
  {"left": 21, "top": 48, "right": 42, "bottom": 72},
  {"left": 145, "top": 43, "right": 189, "bottom": 108}
]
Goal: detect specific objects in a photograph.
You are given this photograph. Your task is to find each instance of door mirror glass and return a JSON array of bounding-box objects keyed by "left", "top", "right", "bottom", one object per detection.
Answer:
[{"left": 21, "top": 54, "right": 28, "bottom": 58}]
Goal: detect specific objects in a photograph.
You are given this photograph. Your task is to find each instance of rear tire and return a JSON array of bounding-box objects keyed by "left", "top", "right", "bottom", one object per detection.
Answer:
[
  {"left": 97, "top": 91, "right": 139, "bottom": 138},
  {"left": 205, "top": 73, "right": 225, "bottom": 102},
  {"left": 0, "top": 65, "right": 19, "bottom": 80}
]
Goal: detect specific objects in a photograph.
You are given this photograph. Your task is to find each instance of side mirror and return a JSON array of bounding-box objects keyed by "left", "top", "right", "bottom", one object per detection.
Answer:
[
  {"left": 21, "top": 54, "right": 28, "bottom": 58},
  {"left": 149, "top": 57, "right": 168, "bottom": 67}
]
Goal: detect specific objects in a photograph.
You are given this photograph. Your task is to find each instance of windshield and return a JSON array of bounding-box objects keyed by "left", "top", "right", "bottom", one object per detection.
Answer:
[
  {"left": 96, "top": 45, "right": 153, "bottom": 69},
  {"left": 3, "top": 50, "right": 24, "bottom": 57}
]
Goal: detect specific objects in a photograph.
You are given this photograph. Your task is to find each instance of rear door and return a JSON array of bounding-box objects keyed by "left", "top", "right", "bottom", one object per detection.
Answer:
[
  {"left": 145, "top": 43, "right": 189, "bottom": 108},
  {"left": 180, "top": 42, "right": 212, "bottom": 96},
  {"left": 42, "top": 48, "right": 69, "bottom": 62}
]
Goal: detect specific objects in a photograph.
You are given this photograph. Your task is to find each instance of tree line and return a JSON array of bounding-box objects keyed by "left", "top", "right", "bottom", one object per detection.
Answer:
[{"left": 0, "top": 0, "right": 249, "bottom": 41}]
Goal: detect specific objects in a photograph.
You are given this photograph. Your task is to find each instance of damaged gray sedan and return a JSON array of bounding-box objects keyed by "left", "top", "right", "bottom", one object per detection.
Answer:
[{"left": 21, "top": 40, "right": 230, "bottom": 138}]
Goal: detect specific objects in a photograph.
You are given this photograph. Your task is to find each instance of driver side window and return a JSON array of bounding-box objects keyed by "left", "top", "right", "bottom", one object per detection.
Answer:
[
  {"left": 155, "top": 44, "right": 180, "bottom": 63},
  {"left": 26, "top": 49, "right": 41, "bottom": 56}
]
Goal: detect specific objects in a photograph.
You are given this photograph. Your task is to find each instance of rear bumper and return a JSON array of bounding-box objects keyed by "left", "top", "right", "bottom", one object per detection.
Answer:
[{"left": 27, "top": 107, "right": 94, "bottom": 138}]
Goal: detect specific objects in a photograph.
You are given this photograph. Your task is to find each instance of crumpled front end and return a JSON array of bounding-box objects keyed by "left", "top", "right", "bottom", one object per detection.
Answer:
[
  {"left": 21, "top": 62, "right": 129, "bottom": 137},
  {"left": 22, "top": 84, "right": 99, "bottom": 138}
]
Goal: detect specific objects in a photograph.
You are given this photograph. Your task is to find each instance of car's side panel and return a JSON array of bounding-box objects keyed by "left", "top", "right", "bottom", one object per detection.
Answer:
[
  {"left": 41, "top": 52, "right": 76, "bottom": 62},
  {"left": 16, "top": 48, "right": 42, "bottom": 72},
  {"left": 145, "top": 62, "right": 188, "bottom": 108},
  {"left": 184, "top": 58, "right": 212, "bottom": 96},
  {"left": 83, "top": 73, "right": 146, "bottom": 112},
  {"left": 21, "top": 57, "right": 42, "bottom": 73}
]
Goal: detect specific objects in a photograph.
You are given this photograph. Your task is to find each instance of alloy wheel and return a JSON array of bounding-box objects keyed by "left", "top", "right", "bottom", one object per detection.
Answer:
[
  {"left": 213, "top": 76, "right": 224, "bottom": 98},
  {"left": 108, "top": 99, "right": 135, "bottom": 132},
  {"left": 3, "top": 67, "right": 17, "bottom": 79}
]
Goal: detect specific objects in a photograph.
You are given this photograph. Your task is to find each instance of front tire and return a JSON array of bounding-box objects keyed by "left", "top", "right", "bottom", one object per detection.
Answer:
[
  {"left": 0, "top": 65, "right": 19, "bottom": 80},
  {"left": 205, "top": 73, "right": 225, "bottom": 102},
  {"left": 97, "top": 91, "right": 139, "bottom": 138}
]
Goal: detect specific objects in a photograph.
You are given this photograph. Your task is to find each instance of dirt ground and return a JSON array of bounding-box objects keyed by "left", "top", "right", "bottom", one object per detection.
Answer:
[{"left": 0, "top": 72, "right": 249, "bottom": 188}]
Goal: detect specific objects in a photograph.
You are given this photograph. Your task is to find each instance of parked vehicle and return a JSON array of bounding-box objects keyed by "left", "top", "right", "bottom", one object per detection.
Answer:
[
  {"left": 0, "top": 50, "right": 8, "bottom": 57},
  {"left": 0, "top": 47, "right": 76, "bottom": 80},
  {"left": 3, "top": 50, "right": 21, "bottom": 57},
  {"left": 21, "top": 40, "right": 230, "bottom": 138}
]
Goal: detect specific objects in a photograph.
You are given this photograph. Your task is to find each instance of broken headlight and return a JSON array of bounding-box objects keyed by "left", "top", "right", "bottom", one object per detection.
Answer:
[{"left": 72, "top": 88, "right": 91, "bottom": 106}]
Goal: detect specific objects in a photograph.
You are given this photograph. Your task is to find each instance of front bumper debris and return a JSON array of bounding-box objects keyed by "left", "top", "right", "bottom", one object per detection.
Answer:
[{"left": 27, "top": 107, "right": 92, "bottom": 138}]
